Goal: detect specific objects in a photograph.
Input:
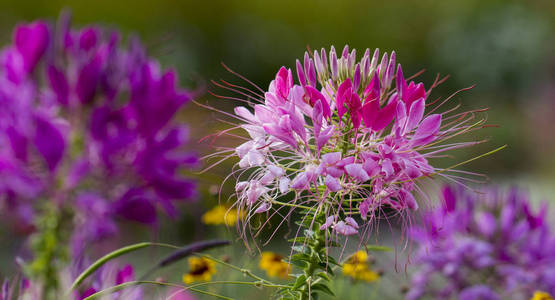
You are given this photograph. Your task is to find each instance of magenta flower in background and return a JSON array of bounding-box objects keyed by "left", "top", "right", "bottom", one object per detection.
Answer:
[
  {"left": 78, "top": 263, "right": 142, "bottom": 300},
  {"left": 407, "top": 186, "right": 555, "bottom": 300},
  {"left": 209, "top": 45, "right": 487, "bottom": 242},
  {"left": 0, "top": 13, "right": 197, "bottom": 261}
]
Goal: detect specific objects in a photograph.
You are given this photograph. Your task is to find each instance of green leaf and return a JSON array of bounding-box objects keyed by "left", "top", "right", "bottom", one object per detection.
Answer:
[
  {"left": 291, "top": 253, "right": 311, "bottom": 262},
  {"left": 289, "top": 259, "right": 308, "bottom": 268},
  {"left": 289, "top": 237, "right": 308, "bottom": 243},
  {"left": 292, "top": 274, "right": 307, "bottom": 290},
  {"left": 365, "top": 245, "right": 393, "bottom": 252},
  {"left": 312, "top": 283, "right": 335, "bottom": 296},
  {"left": 291, "top": 245, "right": 306, "bottom": 252},
  {"left": 316, "top": 272, "right": 331, "bottom": 282}
]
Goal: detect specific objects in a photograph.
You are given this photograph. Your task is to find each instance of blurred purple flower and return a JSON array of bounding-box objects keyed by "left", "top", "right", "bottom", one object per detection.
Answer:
[
  {"left": 407, "top": 186, "right": 555, "bottom": 299},
  {"left": 77, "top": 263, "right": 142, "bottom": 300},
  {"left": 0, "top": 13, "right": 197, "bottom": 267}
]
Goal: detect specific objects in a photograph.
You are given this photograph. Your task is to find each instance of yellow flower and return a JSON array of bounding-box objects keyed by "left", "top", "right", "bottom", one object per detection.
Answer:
[
  {"left": 531, "top": 291, "right": 554, "bottom": 300},
  {"left": 182, "top": 257, "right": 217, "bottom": 284},
  {"left": 202, "top": 205, "right": 244, "bottom": 226},
  {"left": 259, "top": 252, "right": 291, "bottom": 279},
  {"left": 342, "top": 250, "right": 379, "bottom": 283}
]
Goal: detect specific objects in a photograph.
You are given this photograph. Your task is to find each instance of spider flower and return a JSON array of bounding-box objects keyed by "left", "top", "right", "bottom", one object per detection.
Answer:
[
  {"left": 209, "top": 45, "right": 487, "bottom": 241},
  {"left": 0, "top": 15, "right": 197, "bottom": 243},
  {"left": 407, "top": 187, "right": 555, "bottom": 300}
]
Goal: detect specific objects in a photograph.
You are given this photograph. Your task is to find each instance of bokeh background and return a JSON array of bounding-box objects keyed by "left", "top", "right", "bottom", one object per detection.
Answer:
[{"left": 0, "top": 0, "right": 553, "bottom": 298}]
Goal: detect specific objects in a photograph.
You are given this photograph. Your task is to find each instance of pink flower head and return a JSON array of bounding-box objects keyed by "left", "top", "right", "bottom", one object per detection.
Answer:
[{"left": 208, "top": 45, "right": 489, "bottom": 244}]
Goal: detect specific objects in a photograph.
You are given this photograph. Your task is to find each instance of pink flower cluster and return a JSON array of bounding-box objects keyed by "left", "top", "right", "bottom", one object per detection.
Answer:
[{"left": 221, "top": 45, "right": 482, "bottom": 238}]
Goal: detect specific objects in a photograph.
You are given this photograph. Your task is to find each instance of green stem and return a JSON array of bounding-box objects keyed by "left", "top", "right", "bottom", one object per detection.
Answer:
[
  {"left": 288, "top": 207, "right": 335, "bottom": 300},
  {"left": 28, "top": 202, "right": 71, "bottom": 299}
]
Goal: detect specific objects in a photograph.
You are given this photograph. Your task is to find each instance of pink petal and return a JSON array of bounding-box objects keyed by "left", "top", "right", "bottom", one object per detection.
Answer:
[
  {"left": 334, "top": 221, "right": 358, "bottom": 236},
  {"left": 322, "top": 152, "right": 342, "bottom": 165},
  {"left": 325, "top": 175, "right": 341, "bottom": 192},
  {"left": 305, "top": 86, "right": 331, "bottom": 118},
  {"left": 275, "top": 67, "right": 291, "bottom": 99},
  {"left": 320, "top": 215, "right": 335, "bottom": 230},
  {"left": 361, "top": 99, "right": 379, "bottom": 129},
  {"left": 371, "top": 99, "right": 397, "bottom": 131},
  {"left": 345, "top": 217, "right": 359, "bottom": 229},
  {"left": 412, "top": 114, "right": 441, "bottom": 145},
  {"left": 405, "top": 98, "right": 425, "bottom": 133},
  {"left": 345, "top": 163, "right": 370, "bottom": 182},
  {"left": 235, "top": 106, "right": 256, "bottom": 123},
  {"left": 279, "top": 177, "right": 290, "bottom": 194},
  {"left": 396, "top": 64, "right": 408, "bottom": 101},
  {"left": 255, "top": 202, "right": 271, "bottom": 214},
  {"left": 363, "top": 72, "right": 381, "bottom": 100},
  {"left": 336, "top": 79, "right": 352, "bottom": 119}
]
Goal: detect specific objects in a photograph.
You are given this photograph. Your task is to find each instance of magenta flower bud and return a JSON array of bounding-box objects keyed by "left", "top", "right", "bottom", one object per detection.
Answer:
[
  {"left": 296, "top": 59, "right": 307, "bottom": 86},
  {"left": 396, "top": 63, "right": 407, "bottom": 99},
  {"left": 303, "top": 52, "right": 311, "bottom": 83},
  {"left": 341, "top": 45, "right": 349, "bottom": 58},
  {"left": 330, "top": 46, "right": 338, "bottom": 81},
  {"left": 47, "top": 65, "right": 69, "bottom": 106},
  {"left": 379, "top": 52, "right": 388, "bottom": 79},
  {"left": 384, "top": 50, "right": 396, "bottom": 88},
  {"left": 320, "top": 48, "right": 328, "bottom": 72},
  {"left": 307, "top": 58, "right": 317, "bottom": 87},
  {"left": 370, "top": 48, "right": 380, "bottom": 71},
  {"left": 14, "top": 21, "right": 50, "bottom": 74},
  {"left": 78, "top": 27, "right": 99, "bottom": 51},
  {"left": 348, "top": 49, "right": 356, "bottom": 72},
  {"left": 353, "top": 63, "right": 361, "bottom": 92},
  {"left": 313, "top": 50, "right": 326, "bottom": 84},
  {"left": 33, "top": 116, "right": 66, "bottom": 171},
  {"left": 361, "top": 54, "right": 370, "bottom": 80}
]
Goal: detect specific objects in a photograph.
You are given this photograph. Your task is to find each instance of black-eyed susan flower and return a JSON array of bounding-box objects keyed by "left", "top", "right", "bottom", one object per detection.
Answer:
[
  {"left": 201, "top": 205, "right": 244, "bottom": 226},
  {"left": 182, "top": 257, "right": 217, "bottom": 284},
  {"left": 259, "top": 252, "right": 291, "bottom": 279},
  {"left": 342, "top": 250, "right": 379, "bottom": 283},
  {"left": 532, "top": 291, "right": 554, "bottom": 300}
]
